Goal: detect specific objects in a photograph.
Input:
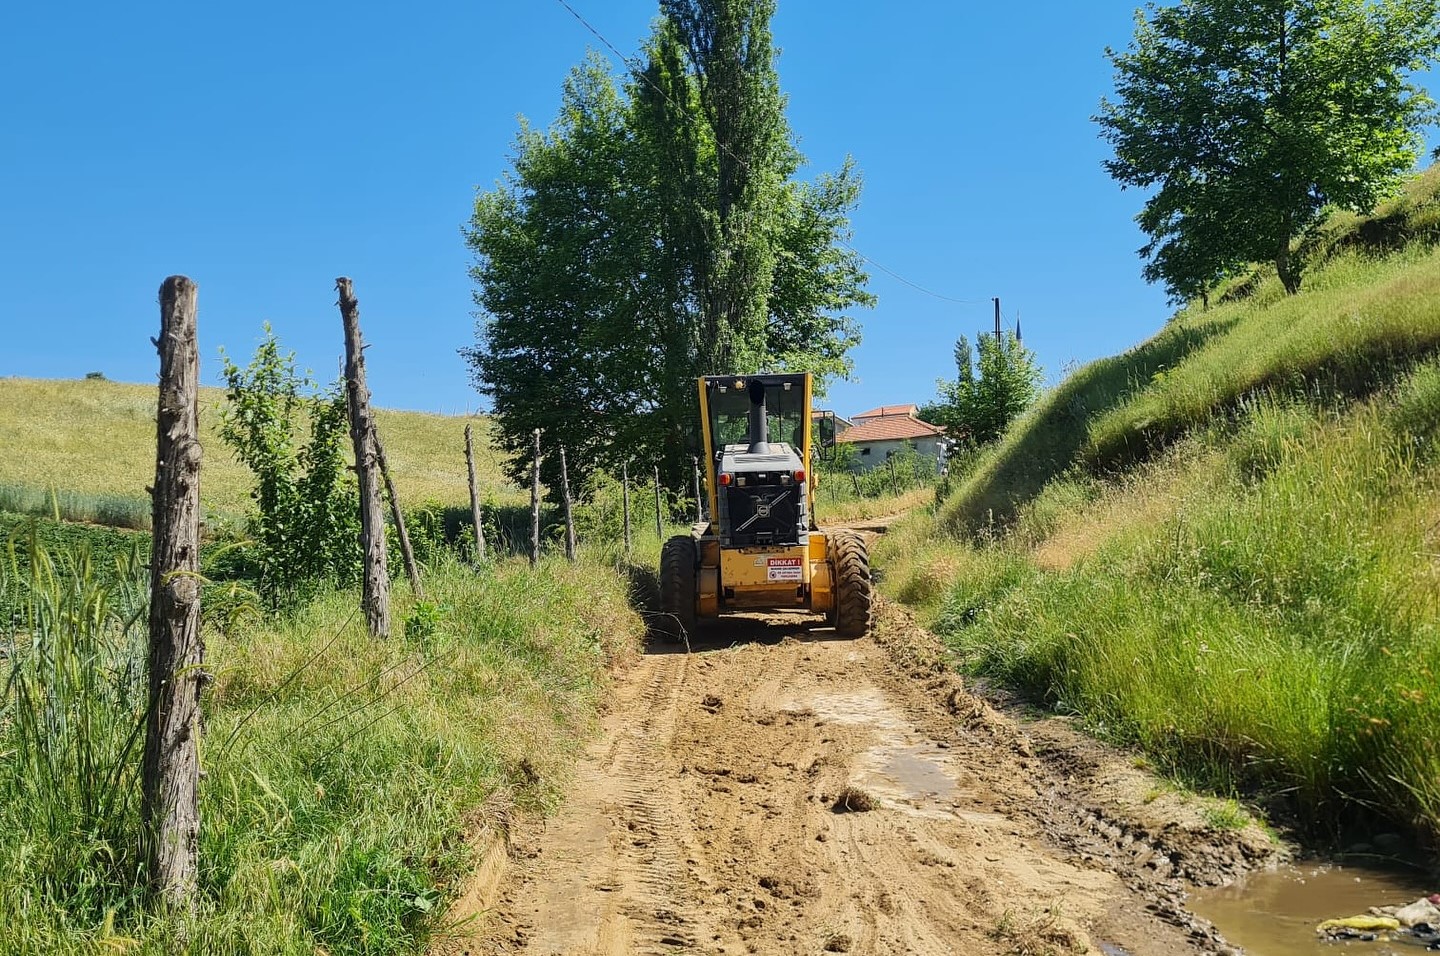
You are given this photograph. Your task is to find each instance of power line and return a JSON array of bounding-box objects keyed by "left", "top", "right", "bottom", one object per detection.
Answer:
[{"left": 551, "top": 0, "right": 986, "bottom": 307}]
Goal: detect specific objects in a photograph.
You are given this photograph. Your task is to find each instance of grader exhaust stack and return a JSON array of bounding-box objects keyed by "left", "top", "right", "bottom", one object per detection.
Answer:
[
  {"left": 747, "top": 379, "right": 771, "bottom": 455},
  {"left": 657, "top": 372, "right": 874, "bottom": 640}
]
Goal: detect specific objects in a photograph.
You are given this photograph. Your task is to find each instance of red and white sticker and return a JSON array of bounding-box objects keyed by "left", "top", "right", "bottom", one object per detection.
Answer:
[{"left": 766, "top": 557, "right": 804, "bottom": 582}]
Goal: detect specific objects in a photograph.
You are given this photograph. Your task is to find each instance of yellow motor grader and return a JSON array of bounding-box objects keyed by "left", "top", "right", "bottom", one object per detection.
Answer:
[{"left": 658, "top": 372, "right": 873, "bottom": 639}]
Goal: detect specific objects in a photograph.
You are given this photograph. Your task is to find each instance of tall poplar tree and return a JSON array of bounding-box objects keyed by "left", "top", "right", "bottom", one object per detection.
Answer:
[{"left": 466, "top": 2, "right": 871, "bottom": 491}]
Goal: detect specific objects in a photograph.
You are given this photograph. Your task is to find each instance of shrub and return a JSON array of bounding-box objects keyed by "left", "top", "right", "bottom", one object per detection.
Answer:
[{"left": 219, "top": 327, "right": 361, "bottom": 605}]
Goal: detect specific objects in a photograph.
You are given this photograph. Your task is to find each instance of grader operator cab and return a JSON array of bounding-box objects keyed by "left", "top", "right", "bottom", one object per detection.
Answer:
[{"left": 658, "top": 372, "right": 874, "bottom": 639}]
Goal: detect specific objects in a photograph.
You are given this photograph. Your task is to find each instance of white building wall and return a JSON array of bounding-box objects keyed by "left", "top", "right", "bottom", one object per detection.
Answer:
[{"left": 849, "top": 436, "right": 942, "bottom": 472}]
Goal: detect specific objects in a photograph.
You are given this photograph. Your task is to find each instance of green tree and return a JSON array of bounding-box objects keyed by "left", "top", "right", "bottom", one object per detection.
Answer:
[
  {"left": 922, "top": 332, "right": 1042, "bottom": 447},
  {"left": 218, "top": 328, "right": 360, "bottom": 604},
  {"left": 1097, "top": 0, "right": 1440, "bottom": 298},
  {"left": 464, "top": 2, "right": 870, "bottom": 493}
]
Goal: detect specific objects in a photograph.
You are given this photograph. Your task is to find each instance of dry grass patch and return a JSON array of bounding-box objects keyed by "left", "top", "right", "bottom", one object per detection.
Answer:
[{"left": 0, "top": 377, "right": 517, "bottom": 521}]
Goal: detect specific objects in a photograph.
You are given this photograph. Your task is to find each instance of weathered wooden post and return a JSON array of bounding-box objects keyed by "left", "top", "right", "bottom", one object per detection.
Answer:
[
  {"left": 621, "top": 460, "right": 632, "bottom": 556},
  {"left": 692, "top": 455, "right": 703, "bottom": 523},
  {"left": 559, "top": 445, "right": 576, "bottom": 562},
  {"left": 374, "top": 434, "right": 423, "bottom": 598},
  {"left": 465, "top": 423, "right": 486, "bottom": 563},
  {"left": 337, "top": 277, "right": 390, "bottom": 638},
  {"left": 143, "top": 275, "right": 203, "bottom": 909},
  {"left": 653, "top": 463, "right": 663, "bottom": 537},
  {"left": 530, "top": 428, "right": 542, "bottom": 566}
]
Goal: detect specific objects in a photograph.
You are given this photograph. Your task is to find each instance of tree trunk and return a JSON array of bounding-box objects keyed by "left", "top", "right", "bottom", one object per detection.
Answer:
[
  {"left": 530, "top": 428, "right": 542, "bottom": 567},
  {"left": 143, "top": 275, "right": 204, "bottom": 910},
  {"left": 337, "top": 277, "right": 390, "bottom": 638},
  {"left": 654, "top": 464, "right": 663, "bottom": 537},
  {"left": 1276, "top": 217, "right": 1301, "bottom": 294},
  {"left": 465, "top": 423, "right": 486, "bottom": 563},
  {"left": 560, "top": 445, "right": 576, "bottom": 562},
  {"left": 374, "top": 433, "right": 423, "bottom": 599}
]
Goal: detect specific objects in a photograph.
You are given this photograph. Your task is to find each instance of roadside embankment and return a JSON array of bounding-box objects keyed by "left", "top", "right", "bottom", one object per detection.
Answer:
[{"left": 878, "top": 175, "right": 1440, "bottom": 848}]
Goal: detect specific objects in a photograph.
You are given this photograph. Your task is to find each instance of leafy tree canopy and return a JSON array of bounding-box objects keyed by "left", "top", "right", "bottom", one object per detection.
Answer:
[
  {"left": 464, "top": 0, "right": 872, "bottom": 492},
  {"left": 1097, "top": 0, "right": 1440, "bottom": 299},
  {"left": 921, "top": 332, "right": 1042, "bottom": 448}
]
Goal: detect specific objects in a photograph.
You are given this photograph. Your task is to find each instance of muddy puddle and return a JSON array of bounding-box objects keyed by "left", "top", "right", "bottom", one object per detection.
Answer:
[
  {"left": 794, "top": 687, "right": 970, "bottom": 818},
  {"left": 1190, "top": 863, "right": 1435, "bottom": 955}
]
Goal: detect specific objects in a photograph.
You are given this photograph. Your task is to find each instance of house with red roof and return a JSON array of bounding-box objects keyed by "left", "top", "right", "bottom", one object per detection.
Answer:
[
  {"left": 836, "top": 405, "right": 947, "bottom": 471},
  {"left": 851, "top": 404, "right": 919, "bottom": 423}
]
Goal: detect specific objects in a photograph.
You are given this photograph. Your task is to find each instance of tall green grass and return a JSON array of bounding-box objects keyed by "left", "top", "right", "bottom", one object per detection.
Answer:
[
  {"left": 0, "top": 533, "right": 152, "bottom": 951},
  {"left": 1086, "top": 246, "right": 1440, "bottom": 468},
  {"left": 0, "top": 481, "right": 151, "bottom": 530},
  {"left": 0, "top": 530, "right": 645, "bottom": 954}
]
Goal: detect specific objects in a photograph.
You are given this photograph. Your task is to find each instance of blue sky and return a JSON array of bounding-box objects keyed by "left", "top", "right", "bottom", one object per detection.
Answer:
[{"left": 1, "top": 1, "right": 1432, "bottom": 418}]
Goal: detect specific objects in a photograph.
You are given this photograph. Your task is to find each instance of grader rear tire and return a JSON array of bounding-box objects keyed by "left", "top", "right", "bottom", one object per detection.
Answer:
[
  {"left": 658, "top": 535, "right": 698, "bottom": 642},
  {"left": 828, "top": 531, "right": 874, "bottom": 638}
]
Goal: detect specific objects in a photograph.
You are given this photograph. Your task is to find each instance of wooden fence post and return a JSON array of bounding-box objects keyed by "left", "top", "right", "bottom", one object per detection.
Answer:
[
  {"left": 143, "top": 275, "right": 204, "bottom": 909},
  {"left": 337, "top": 277, "right": 390, "bottom": 638},
  {"left": 374, "top": 434, "right": 423, "bottom": 598},
  {"left": 653, "top": 464, "right": 663, "bottom": 537},
  {"left": 560, "top": 445, "right": 576, "bottom": 562},
  {"left": 621, "top": 460, "right": 632, "bottom": 556},
  {"left": 530, "top": 428, "right": 542, "bottom": 567},
  {"left": 692, "top": 455, "right": 703, "bottom": 523},
  {"left": 465, "top": 423, "right": 486, "bottom": 563}
]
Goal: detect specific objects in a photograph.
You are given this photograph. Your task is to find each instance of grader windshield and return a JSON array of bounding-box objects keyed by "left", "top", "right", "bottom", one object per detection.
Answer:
[{"left": 703, "top": 376, "right": 809, "bottom": 456}]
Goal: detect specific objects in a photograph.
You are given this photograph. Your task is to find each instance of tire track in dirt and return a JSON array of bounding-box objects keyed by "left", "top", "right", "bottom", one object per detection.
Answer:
[
  {"left": 472, "top": 652, "right": 717, "bottom": 955},
  {"left": 441, "top": 519, "right": 1279, "bottom": 956},
  {"left": 447, "top": 612, "right": 1272, "bottom": 955}
]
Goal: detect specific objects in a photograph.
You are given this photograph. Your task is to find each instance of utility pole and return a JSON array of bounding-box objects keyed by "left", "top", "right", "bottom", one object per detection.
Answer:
[{"left": 993, "top": 296, "right": 1002, "bottom": 345}]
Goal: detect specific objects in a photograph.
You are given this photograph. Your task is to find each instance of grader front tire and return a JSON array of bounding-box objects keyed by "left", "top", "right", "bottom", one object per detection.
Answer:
[
  {"left": 828, "top": 531, "right": 874, "bottom": 638},
  {"left": 658, "top": 535, "right": 698, "bottom": 642}
]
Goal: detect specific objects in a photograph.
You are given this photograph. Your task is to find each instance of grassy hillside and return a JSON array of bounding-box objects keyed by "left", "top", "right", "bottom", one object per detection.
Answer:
[
  {"left": 0, "top": 377, "right": 518, "bottom": 528},
  {"left": 881, "top": 167, "right": 1440, "bottom": 843}
]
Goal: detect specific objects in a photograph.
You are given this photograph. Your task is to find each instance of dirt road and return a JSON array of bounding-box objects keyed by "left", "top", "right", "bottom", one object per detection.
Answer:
[{"left": 437, "top": 578, "right": 1279, "bottom": 956}]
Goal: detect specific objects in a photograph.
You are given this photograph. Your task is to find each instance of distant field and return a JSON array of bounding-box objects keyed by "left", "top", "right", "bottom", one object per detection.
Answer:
[{"left": 0, "top": 377, "right": 518, "bottom": 524}]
